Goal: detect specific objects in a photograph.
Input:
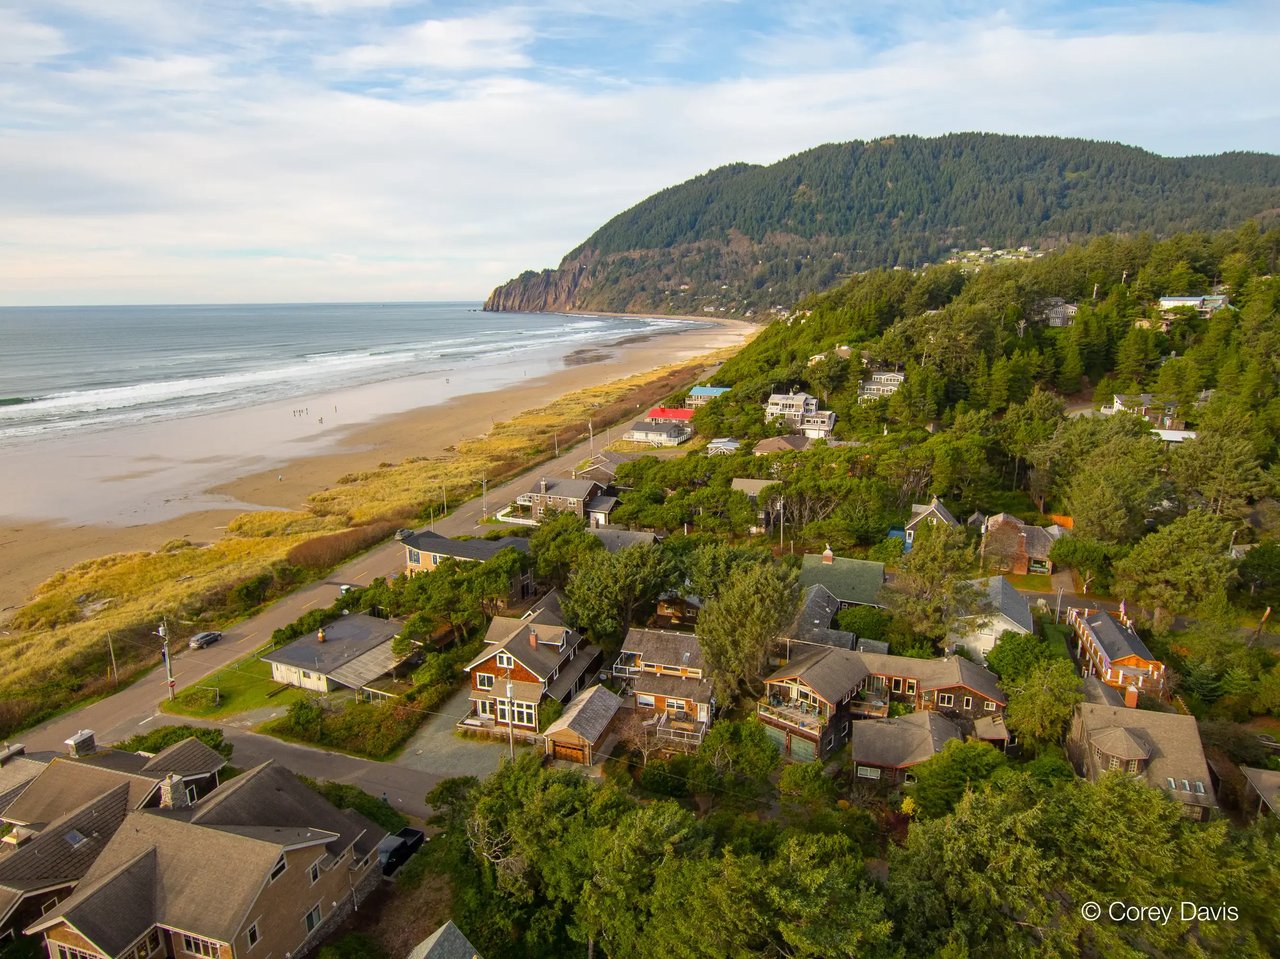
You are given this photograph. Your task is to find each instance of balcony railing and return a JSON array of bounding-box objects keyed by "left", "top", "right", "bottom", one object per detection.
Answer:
[
  {"left": 655, "top": 712, "right": 706, "bottom": 745},
  {"left": 757, "top": 699, "right": 828, "bottom": 734},
  {"left": 612, "top": 653, "right": 642, "bottom": 678}
]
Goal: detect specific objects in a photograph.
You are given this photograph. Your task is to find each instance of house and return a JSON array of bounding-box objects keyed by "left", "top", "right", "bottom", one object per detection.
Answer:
[
  {"left": 1039, "top": 297, "right": 1079, "bottom": 327},
  {"left": 262, "top": 613, "right": 414, "bottom": 699},
  {"left": 731, "top": 477, "right": 780, "bottom": 531},
  {"left": 858, "top": 371, "right": 905, "bottom": 404},
  {"left": 408, "top": 920, "right": 485, "bottom": 959},
  {"left": 462, "top": 593, "right": 600, "bottom": 737},
  {"left": 1068, "top": 607, "right": 1166, "bottom": 701},
  {"left": 612, "top": 628, "right": 713, "bottom": 746},
  {"left": 1101, "top": 393, "right": 1183, "bottom": 429},
  {"left": 1241, "top": 766, "right": 1280, "bottom": 819},
  {"left": 587, "top": 526, "right": 659, "bottom": 553},
  {"left": 574, "top": 450, "right": 639, "bottom": 485},
  {"left": 27, "top": 761, "right": 385, "bottom": 959},
  {"left": 783, "top": 585, "right": 856, "bottom": 651},
  {"left": 849, "top": 712, "right": 962, "bottom": 785},
  {"left": 1153, "top": 428, "right": 1197, "bottom": 447},
  {"left": 685, "top": 385, "right": 730, "bottom": 409},
  {"left": 0, "top": 744, "right": 51, "bottom": 815},
  {"left": 759, "top": 648, "right": 1005, "bottom": 760},
  {"left": 946, "top": 576, "right": 1034, "bottom": 663},
  {"left": 543, "top": 684, "right": 623, "bottom": 765},
  {"left": 903, "top": 496, "right": 959, "bottom": 549},
  {"left": 1067, "top": 703, "right": 1218, "bottom": 820},
  {"left": 971, "top": 713, "right": 1014, "bottom": 751},
  {"left": 645, "top": 406, "right": 696, "bottom": 425},
  {"left": 1158, "top": 294, "right": 1228, "bottom": 318},
  {"left": 981, "top": 513, "right": 1064, "bottom": 575},
  {"left": 622, "top": 419, "right": 693, "bottom": 447},
  {"left": 653, "top": 591, "right": 702, "bottom": 628},
  {"left": 0, "top": 734, "right": 227, "bottom": 941},
  {"left": 517, "top": 477, "right": 612, "bottom": 522},
  {"left": 764, "top": 391, "right": 836, "bottom": 438},
  {"left": 705, "top": 437, "right": 740, "bottom": 455},
  {"left": 402, "top": 531, "right": 533, "bottom": 601},
  {"left": 799, "top": 548, "right": 886, "bottom": 608},
  {"left": 752, "top": 435, "right": 809, "bottom": 455}
]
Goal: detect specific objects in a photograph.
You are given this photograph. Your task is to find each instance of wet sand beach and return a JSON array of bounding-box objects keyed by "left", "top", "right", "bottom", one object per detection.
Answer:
[{"left": 0, "top": 317, "right": 753, "bottom": 613}]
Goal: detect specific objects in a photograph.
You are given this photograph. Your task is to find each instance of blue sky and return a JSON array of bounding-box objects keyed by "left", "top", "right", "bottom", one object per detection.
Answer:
[{"left": 2, "top": 0, "right": 1278, "bottom": 304}]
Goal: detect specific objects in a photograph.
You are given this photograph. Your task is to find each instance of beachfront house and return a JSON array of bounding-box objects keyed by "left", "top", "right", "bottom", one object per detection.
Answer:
[
  {"left": 402, "top": 530, "right": 533, "bottom": 603},
  {"left": 764, "top": 391, "right": 836, "bottom": 439},
  {"left": 262, "top": 613, "right": 414, "bottom": 700},
  {"left": 517, "top": 476, "right": 618, "bottom": 526},
  {"left": 685, "top": 385, "right": 730, "bottom": 409},
  {"left": 622, "top": 419, "right": 692, "bottom": 447}
]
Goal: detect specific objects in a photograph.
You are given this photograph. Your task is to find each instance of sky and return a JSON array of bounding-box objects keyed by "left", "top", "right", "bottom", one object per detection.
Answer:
[{"left": 2, "top": 0, "right": 1279, "bottom": 305}]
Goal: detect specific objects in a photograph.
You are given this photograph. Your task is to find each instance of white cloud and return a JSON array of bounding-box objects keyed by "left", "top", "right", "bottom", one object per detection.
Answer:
[
  {"left": 0, "top": 10, "right": 69, "bottom": 65},
  {"left": 326, "top": 12, "right": 535, "bottom": 72}
]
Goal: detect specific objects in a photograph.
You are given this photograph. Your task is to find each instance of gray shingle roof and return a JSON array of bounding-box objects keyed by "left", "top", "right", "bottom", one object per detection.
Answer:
[
  {"left": 0, "top": 754, "right": 49, "bottom": 815},
  {"left": 730, "top": 478, "right": 777, "bottom": 498},
  {"left": 855, "top": 652, "right": 1006, "bottom": 705},
  {"left": 850, "top": 712, "right": 961, "bottom": 769},
  {"left": 544, "top": 686, "right": 622, "bottom": 745},
  {"left": 969, "top": 576, "right": 1034, "bottom": 634},
  {"left": 631, "top": 671, "right": 713, "bottom": 704},
  {"left": 799, "top": 554, "right": 885, "bottom": 607},
  {"left": 983, "top": 514, "right": 1063, "bottom": 563},
  {"left": 766, "top": 647, "right": 869, "bottom": 706},
  {"left": 588, "top": 527, "right": 659, "bottom": 552},
  {"left": 752, "top": 435, "right": 808, "bottom": 454},
  {"left": 906, "top": 497, "right": 959, "bottom": 531},
  {"left": 785, "top": 585, "right": 856, "bottom": 650},
  {"left": 408, "top": 920, "right": 484, "bottom": 959},
  {"left": 1077, "top": 609, "right": 1156, "bottom": 663},
  {"left": 525, "top": 477, "right": 602, "bottom": 500},
  {"left": 621, "top": 628, "right": 705, "bottom": 672},
  {"left": 468, "top": 596, "right": 586, "bottom": 682},
  {"left": 140, "top": 738, "right": 227, "bottom": 779},
  {"left": 1074, "top": 704, "right": 1217, "bottom": 810},
  {"left": 402, "top": 530, "right": 530, "bottom": 561},
  {"left": 262, "top": 612, "right": 402, "bottom": 676},
  {"left": 3, "top": 760, "right": 158, "bottom": 829}
]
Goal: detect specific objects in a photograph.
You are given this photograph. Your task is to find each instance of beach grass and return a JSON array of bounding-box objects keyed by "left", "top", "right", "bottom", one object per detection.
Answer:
[
  {"left": 0, "top": 351, "right": 727, "bottom": 738},
  {"left": 161, "top": 654, "right": 308, "bottom": 720}
]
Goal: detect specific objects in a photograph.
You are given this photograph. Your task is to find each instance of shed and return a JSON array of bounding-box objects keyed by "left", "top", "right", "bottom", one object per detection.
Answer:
[{"left": 543, "top": 685, "right": 622, "bottom": 765}]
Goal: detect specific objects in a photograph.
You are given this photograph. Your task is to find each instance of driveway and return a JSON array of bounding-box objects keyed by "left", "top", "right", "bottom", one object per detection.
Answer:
[{"left": 395, "top": 685, "right": 510, "bottom": 779}]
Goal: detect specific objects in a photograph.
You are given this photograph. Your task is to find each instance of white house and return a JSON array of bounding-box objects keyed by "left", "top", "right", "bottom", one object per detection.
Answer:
[
  {"left": 904, "top": 497, "right": 959, "bottom": 548},
  {"left": 946, "top": 576, "right": 1034, "bottom": 663},
  {"left": 858, "top": 371, "right": 905, "bottom": 404}
]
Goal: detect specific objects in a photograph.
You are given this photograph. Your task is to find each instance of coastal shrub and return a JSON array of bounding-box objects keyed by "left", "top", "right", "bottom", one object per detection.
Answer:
[
  {"left": 159, "top": 538, "right": 192, "bottom": 553},
  {"left": 317, "top": 934, "right": 388, "bottom": 959},
  {"left": 285, "top": 520, "right": 401, "bottom": 570},
  {"left": 114, "top": 724, "right": 233, "bottom": 759},
  {"left": 639, "top": 756, "right": 692, "bottom": 797},
  {"left": 171, "top": 686, "right": 219, "bottom": 713},
  {"left": 231, "top": 572, "right": 273, "bottom": 609},
  {"left": 299, "top": 777, "right": 409, "bottom": 834},
  {"left": 10, "top": 593, "right": 80, "bottom": 630},
  {"left": 537, "top": 698, "right": 563, "bottom": 732},
  {"left": 269, "top": 697, "right": 421, "bottom": 760},
  {"left": 227, "top": 510, "right": 340, "bottom": 538}
]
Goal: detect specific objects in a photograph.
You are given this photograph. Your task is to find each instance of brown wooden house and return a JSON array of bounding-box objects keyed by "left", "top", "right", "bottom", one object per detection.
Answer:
[{"left": 1068, "top": 606, "right": 1166, "bottom": 702}]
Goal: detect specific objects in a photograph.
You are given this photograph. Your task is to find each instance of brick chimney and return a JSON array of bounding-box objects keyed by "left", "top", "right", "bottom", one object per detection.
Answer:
[
  {"left": 159, "top": 773, "right": 190, "bottom": 809},
  {"left": 821, "top": 544, "right": 834, "bottom": 565},
  {"left": 65, "top": 730, "right": 96, "bottom": 758},
  {"left": 1124, "top": 685, "right": 1139, "bottom": 709},
  {"left": 528, "top": 628, "right": 538, "bottom": 648}
]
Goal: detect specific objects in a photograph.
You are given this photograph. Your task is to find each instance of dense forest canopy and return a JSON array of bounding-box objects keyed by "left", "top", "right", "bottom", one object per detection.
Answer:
[{"left": 484, "top": 134, "right": 1280, "bottom": 316}]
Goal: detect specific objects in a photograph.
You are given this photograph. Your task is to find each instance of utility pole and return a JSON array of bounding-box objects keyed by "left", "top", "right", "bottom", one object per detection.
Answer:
[
  {"left": 107, "top": 632, "right": 118, "bottom": 685},
  {"left": 778, "top": 500, "right": 784, "bottom": 552},
  {"left": 442, "top": 484, "right": 447, "bottom": 514},
  {"left": 1055, "top": 587, "right": 1065, "bottom": 625},
  {"left": 481, "top": 475, "right": 488, "bottom": 520},
  {"left": 588, "top": 419, "right": 594, "bottom": 455},
  {"left": 506, "top": 664, "right": 515, "bottom": 762},
  {"left": 158, "top": 619, "right": 175, "bottom": 701}
]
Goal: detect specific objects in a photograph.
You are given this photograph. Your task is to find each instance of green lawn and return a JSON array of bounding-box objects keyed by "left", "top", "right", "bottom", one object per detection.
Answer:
[
  {"left": 161, "top": 655, "right": 307, "bottom": 719},
  {"left": 1005, "top": 573, "right": 1053, "bottom": 592},
  {"left": 1040, "top": 622, "right": 1073, "bottom": 661}
]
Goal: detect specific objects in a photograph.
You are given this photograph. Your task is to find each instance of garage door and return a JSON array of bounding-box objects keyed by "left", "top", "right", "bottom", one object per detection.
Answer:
[
  {"left": 789, "top": 735, "right": 816, "bottom": 761},
  {"left": 551, "top": 740, "right": 587, "bottom": 764}
]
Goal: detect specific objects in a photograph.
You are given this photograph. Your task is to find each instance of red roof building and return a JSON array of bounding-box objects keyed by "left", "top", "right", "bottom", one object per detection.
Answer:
[{"left": 647, "top": 407, "right": 696, "bottom": 423}]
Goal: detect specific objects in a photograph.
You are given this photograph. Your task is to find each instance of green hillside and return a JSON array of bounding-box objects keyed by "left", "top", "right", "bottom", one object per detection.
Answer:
[{"left": 484, "top": 134, "right": 1280, "bottom": 316}]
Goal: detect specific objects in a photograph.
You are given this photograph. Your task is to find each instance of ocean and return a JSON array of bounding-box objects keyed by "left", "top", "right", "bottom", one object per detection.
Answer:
[{"left": 0, "top": 302, "right": 692, "bottom": 445}]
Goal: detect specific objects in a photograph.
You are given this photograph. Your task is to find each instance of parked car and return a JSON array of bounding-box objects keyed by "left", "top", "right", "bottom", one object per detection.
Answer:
[
  {"left": 338, "top": 584, "right": 356, "bottom": 595},
  {"left": 377, "top": 827, "right": 426, "bottom": 877},
  {"left": 394, "top": 528, "right": 415, "bottom": 541},
  {"left": 188, "top": 631, "right": 222, "bottom": 650}
]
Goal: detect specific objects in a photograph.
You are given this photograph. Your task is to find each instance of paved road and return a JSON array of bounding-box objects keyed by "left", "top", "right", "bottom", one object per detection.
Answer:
[{"left": 17, "top": 431, "right": 624, "bottom": 803}]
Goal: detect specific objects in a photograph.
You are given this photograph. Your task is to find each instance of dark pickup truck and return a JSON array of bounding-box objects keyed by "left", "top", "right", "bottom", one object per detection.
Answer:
[{"left": 377, "top": 828, "right": 426, "bottom": 878}]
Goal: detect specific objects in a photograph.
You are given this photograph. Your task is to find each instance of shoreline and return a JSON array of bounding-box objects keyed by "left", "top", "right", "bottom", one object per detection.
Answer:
[{"left": 0, "top": 318, "right": 753, "bottom": 612}]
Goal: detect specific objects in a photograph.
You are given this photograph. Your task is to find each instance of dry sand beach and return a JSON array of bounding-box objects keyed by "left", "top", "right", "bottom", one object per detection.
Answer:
[{"left": 0, "top": 317, "right": 753, "bottom": 613}]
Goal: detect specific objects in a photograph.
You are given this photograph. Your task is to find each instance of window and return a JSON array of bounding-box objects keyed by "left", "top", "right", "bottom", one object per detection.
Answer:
[
  {"left": 936, "top": 693, "right": 954, "bottom": 708},
  {"left": 856, "top": 765, "right": 882, "bottom": 779},
  {"left": 407, "top": 548, "right": 421, "bottom": 564},
  {"left": 1108, "top": 755, "right": 1120, "bottom": 771},
  {"left": 1194, "top": 781, "right": 1206, "bottom": 795},
  {"left": 247, "top": 924, "right": 260, "bottom": 949},
  {"left": 962, "top": 696, "right": 973, "bottom": 711},
  {"left": 666, "top": 699, "right": 685, "bottom": 713},
  {"left": 305, "top": 904, "right": 322, "bottom": 933},
  {"left": 181, "top": 935, "right": 220, "bottom": 958},
  {"left": 511, "top": 701, "right": 537, "bottom": 727},
  {"left": 309, "top": 859, "right": 322, "bottom": 884},
  {"left": 430, "top": 554, "right": 442, "bottom": 566},
  {"left": 302, "top": 670, "right": 312, "bottom": 680},
  {"left": 186, "top": 785, "right": 198, "bottom": 804},
  {"left": 56, "top": 948, "right": 102, "bottom": 959},
  {"left": 476, "top": 672, "right": 495, "bottom": 690},
  {"left": 637, "top": 694, "right": 655, "bottom": 708},
  {"left": 905, "top": 680, "right": 916, "bottom": 695},
  {"left": 891, "top": 677, "right": 902, "bottom": 693},
  {"left": 477, "top": 700, "right": 494, "bottom": 717},
  {"left": 842, "top": 722, "right": 850, "bottom": 736},
  {"left": 984, "top": 701, "right": 997, "bottom": 712},
  {"left": 270, "top": 854, "right": 287, "bottom": 881},
  {"left": 1166, "top": 777, "right": 1177, "bottom": 790},
  {"left": 496, "top": 652, "right": 514, "bottom": 669},
  {"left": 1127, "top": 760, "right": 1139, "bottom": 773}
]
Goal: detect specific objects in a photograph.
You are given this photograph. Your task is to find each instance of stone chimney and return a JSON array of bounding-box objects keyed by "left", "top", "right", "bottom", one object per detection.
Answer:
[
  {"left": 821, "top": 544, "right": 834, "bottom": 565},
  {"left": 65, "top": 730, "right": 96, "bottom": 758},
  {"left": 317, "top": 627, "right": 326, "bottom": 643},
  {"left": 1124, "top": 685, "right": 1140, "bottom": 709},
  {"left": 539, "top": 478, "right": 548, "bottom": 495},
  {"left": 159, "top": 773, "right": 190, "bottom": 810}
]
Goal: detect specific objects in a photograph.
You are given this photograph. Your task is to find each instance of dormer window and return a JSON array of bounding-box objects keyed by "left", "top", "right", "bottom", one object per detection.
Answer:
[{"left": 496, "top": 652, "right": 514, "bottom": 669}]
